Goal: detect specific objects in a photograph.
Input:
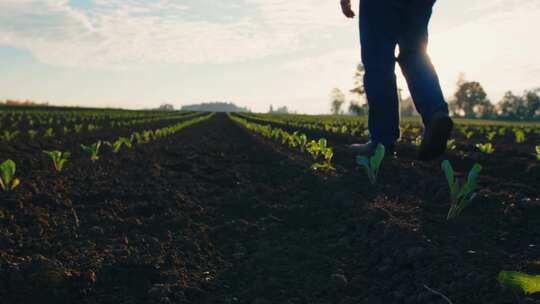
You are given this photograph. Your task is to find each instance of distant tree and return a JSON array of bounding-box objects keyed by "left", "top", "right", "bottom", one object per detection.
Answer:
[
  {"left": 350, "top": 64, "right": 366, "bottom": 96},
  {"left": 524, "top": 88, "right": 540, "bottom": 119},
  {"left": 269, "top": 105, "right": 289, "bottom": 114},
  {"left": 348, "top": 102, "right": 367, "bottom": 115},
  {"left": 497, "top": 89, "right": 540, "bottom": 121},
  {"left": 400, "top": 96, "right": 419, "bottom": 117},
  {"left": 180, "top": 102, "right": 249, "bottom": 113},
  {"left": 349, "top": 64, "right": 368, "bottom": 116},
  {"left": 158, "top": 103, "right": 174, "bottom": 111},
  {"left": 497, "top": 91, "right": 524, "bottom": 120},
  {"left": 475, "top": 100, "right": 496, "bottom": 119},
  {"left": 330, "top": 88, "right": 346, "bottom": 115},
  {"left": 450, "top": 76, "right": 491, "bottom": 118}
]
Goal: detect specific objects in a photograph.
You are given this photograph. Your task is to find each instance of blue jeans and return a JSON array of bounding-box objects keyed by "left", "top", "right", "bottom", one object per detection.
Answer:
[{"left": 360, "top": 0, "right": 449, "bottom": 145}]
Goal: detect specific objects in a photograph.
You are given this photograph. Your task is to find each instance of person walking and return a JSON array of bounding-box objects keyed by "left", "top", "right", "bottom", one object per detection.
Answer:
[{"left": 340, "top": 0, "right": 453, "bottom": 160}]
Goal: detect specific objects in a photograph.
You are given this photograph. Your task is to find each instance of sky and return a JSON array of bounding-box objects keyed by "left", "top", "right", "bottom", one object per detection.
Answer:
[{"left": 0, "top": 0, "right": 539, "bottom": 114}]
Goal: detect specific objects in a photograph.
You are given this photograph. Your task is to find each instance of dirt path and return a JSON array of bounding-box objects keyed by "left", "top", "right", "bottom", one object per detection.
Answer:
[{"left": 1, "top": 113, "right": 539, "bottom": 304}]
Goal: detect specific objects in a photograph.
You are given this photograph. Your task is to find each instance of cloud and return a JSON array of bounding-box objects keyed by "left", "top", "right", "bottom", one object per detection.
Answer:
[
  {"left": 430, "top": 1, "right": 540, "bottom": 100},
  {"left": 0, "top": 0, "right": 350, "bottom": 68}
]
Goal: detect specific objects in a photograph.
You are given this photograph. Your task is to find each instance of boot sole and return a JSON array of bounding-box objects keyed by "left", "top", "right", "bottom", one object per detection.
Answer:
[{"left": 418, "top": 115, "right": 453, "bottom": 161}]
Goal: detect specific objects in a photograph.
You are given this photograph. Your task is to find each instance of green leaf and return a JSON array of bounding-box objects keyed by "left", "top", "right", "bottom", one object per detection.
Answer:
[
  {"left": 498, "top": 271, "right": 540, "bottom": 295},
  {"left": 441, "top": 160, "right": 456, "bottom": 194},
  {"left": 0, "top": 160, "right": 16, "bottom": 183},
  {"left": 0, "top": 159, "right": 17, "bottom": 191},
  {"left": 467, "top": 163, "right": 482, "bottom": 186},
  {"left": 11, "top": 178, "right": 20, "bottom": 190},
  {"left": 318, "top": 138, "right": 327, "bottom": 150},
  {"left": 370, "top": 144, "right": 386, "bottom": 170}
]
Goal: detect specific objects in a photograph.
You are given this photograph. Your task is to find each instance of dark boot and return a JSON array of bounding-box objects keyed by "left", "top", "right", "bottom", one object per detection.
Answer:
[
  {"left": 349, "top": 141, "right": 394, "bottom": 156},
  {"left": 418, "top": 112, "right": 453, "bottom": 161}
]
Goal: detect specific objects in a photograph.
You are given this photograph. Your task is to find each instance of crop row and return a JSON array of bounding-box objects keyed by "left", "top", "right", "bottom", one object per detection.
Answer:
[
  {"left": 229, "top": 114, "right": 335, "bottom": 171},
  {"left": 0, "top": 113, "right": 214, "bottom": 190},
  {"left": 241, "top": 114, "right": 540, "bottom": 160},
  {"left": 0, "top": 112, "right": 200, "bottom": 143},
  {"left": 0, "top": 110, "right": 176, "bottom": 132}
]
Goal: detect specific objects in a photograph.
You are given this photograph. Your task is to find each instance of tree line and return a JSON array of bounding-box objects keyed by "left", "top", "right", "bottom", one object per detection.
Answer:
[{"left": 331, "top": 64, "right": 540, "bottom": 121}]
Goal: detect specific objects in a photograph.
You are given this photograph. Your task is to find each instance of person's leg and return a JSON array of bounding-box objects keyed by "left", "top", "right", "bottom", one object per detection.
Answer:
[
  {"left": 397, "top": 0, "right": 453, "bottom": 160},
  {"left": 359, "top": 0, "right": 401, "bottom": 146},
  {"left": 397, "top": 0, "right": 448, "bottom": 127}
]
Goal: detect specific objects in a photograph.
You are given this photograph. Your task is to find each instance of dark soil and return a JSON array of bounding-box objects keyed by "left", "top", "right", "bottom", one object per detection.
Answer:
[{"left": 1, "top": 113, "right": 539, "bottom": 304}]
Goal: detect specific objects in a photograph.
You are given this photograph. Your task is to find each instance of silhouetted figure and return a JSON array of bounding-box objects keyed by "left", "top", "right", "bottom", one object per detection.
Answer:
[{"left": 341, "top": 0, "right": 453, "bottom": 160}]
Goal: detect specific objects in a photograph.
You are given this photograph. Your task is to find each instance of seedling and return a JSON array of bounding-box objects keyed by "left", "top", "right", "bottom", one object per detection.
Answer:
[
  {"left": 476, "top": 143, "right": 495, "bottom": 154},
  {"left": 80, "top": 141, "right": 102, "bottom": 161},
  {"left": 105, "top": 137, "right": 132, "bottom": 153},
  {"left": 143, "top": 130, "right": 154, "bottom": 142},
  {"left": 412, "top": 136, "right": 422, "bottom": 147},
  {"left": 1, "top": 130, "right": 20, "bottom": 142},
  {"left": 356, "top": 144, "right": 385, "bottom": 185},
  {"left": 514, "top": 129, "right": 526, "bottom": 143},
  {"left": 486, "top": 131, "right": 497, "bottom": 141},
  {"left": 0, "top": 160, "right": 20, "bottom": 192},
  {"left": 28, "top": 130, "right": 38, "bottom": 139},
  {"left": 447, "top": 139, "right": 457, "bottom": 151},
  {"left": 44, "top": 128, "right": 55, "bottom": 138},
  {"left": 297, "top": 134, "right": 308, "bottom": 152},
  {"left": 312, "top": 145, "right": 335, "bottom": 171},
  {"left": 306, "top": 140, "right": 322, "bottom": 159},
  {"left": 74, "top": 124, "right": 83, "bottom": 133},
  {"left": 441, "top": 160, "right": 482, "bottom": 220},
  {"left": 498, "top": 271, "right": 540, "bottom": 295},
  {"left": 43, "top": 150, "right": 70, "bottom": 172}
]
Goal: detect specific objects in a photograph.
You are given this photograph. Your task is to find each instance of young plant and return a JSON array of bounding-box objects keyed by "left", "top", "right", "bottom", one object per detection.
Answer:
[
  {"left": 0, "top": 159, "right": 21, "bottom": 192},
  {"left": 143, "top": 130, "right": 154, "bottom": 142},
  {"left": 514, "top": 129, "right": 526, "bottom": 143},
  {"left": 306, "top": 140, "right": 322, "bottom": 159},
  {"left": 44, "top": 128, "right": 55, "bottom": 138},
  {"left": 1, "top": 130, "right": 20, "bottom": 142},
  {"left": 297, "top": 134, "right": 308, "bottom": 152},
  {"left": 447, "top": 139, "right": 457, "bottom": 151},
  {"left": 475, "top": 143, "right": 495, "bottom": 154},
  {"left": 80, "top": 141, "right": 102, "bottom": 161},
  {"left": 441, "top": 160, "right": 482, "bottom": 220},
  {"left": 312, "top": 145, "right": 335, "bottom": 171},
  {"left": 105, "top": 137, "right": 132, "bottom": 153},
  {"left": 43, "top": 150, "right": 70, "bottom": 172},
  {"left": 498, "top": 271, "right": 540, "bottom": 295},
  {"left": 486, "top": 131, "right": 497, "bottom": 141},
  {"left": 28, "top": 130, "right": 38, "bottom": 139},
  {"left": 74, "top": 124, "right": 83, "bottom": 133},
  {"left": 356, "top": 144, "right": 385, "bottom": 185}
]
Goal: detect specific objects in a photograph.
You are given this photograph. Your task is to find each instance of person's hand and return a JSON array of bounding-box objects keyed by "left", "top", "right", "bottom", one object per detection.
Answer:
[{"left": 340, "top": 0, "right": 355, "bottom": 18}]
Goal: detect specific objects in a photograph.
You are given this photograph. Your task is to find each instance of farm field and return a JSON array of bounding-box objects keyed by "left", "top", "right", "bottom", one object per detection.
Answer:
[{"left": 0, "top": 108, "right": 539, "bottom": 304}]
